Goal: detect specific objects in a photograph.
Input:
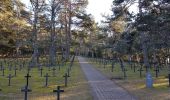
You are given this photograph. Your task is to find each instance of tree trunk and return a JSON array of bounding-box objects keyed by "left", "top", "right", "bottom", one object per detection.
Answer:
[
  {"left": 31, "top": 7, "right": 39, "bottom": 67},
  {"left": 139, "top": 0, "right": 150, "bottom": 71},
  {"left": 49, "top": 5, "right": 57, "bottom": 66}
]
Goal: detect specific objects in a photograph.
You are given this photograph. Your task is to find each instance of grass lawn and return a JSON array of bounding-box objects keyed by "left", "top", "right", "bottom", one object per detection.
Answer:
[
  {"left": 0, "top": 57, "right": 93, "bottom": 100},
  {"left": 87, "top": 58, "right": 170, "bottom": 100}
]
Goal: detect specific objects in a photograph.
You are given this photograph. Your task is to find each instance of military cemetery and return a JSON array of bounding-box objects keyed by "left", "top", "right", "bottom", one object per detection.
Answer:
[{"left": 0, "top": 0, "right": 170, "bottom": 100}]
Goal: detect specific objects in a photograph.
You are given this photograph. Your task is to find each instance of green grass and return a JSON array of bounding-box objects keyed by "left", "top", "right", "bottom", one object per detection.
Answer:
[
  {"left": 0, "top": 57, "right": 93, "bottom": 100},
  {"left": 87, "top": 58, "right": 170, "bottom": 100}
]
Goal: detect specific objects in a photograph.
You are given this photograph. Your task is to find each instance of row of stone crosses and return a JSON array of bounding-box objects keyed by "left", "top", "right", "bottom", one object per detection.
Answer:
[
  {"left": 88, "top": 57, "right": 170, "bottom": 87},
  {"left": 0, "top": 55, "right": 75, "bottom": 100}
]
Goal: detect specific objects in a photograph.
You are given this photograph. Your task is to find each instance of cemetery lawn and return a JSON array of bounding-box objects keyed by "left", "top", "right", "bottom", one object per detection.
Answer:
[
  {"left": 0, "top": 57, "right": 93, "bottom": 100},
  {"left": 88, "top": 58, "right": 170, "bottom": 100}
]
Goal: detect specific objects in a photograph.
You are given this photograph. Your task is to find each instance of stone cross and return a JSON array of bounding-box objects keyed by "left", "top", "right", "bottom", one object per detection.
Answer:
[
  {"left": 123, "top": 68, "right": 127, "bottom": 79},
  {"left": 19, "top": 64, "right": 22, "bottom": 71},
  {"left": 0, "top": 62, "right": 3, "bottom": 71},
  {"left": 133, "top": 63, "right": 136, "bottom": 72},
  {"left": 7, "top": 74, "right": 14, "bottom": 86},
  {"left": 23, "top": 61, "right": 25, "bottom": 68},
  {"left": 25, "top": 73, "right": 31, "bottom": 86},
  {"left": 1, "top": 67, "right": 5, "bottom": 76},
  {"left": 21, "top": 85, "right": 32, "bottom": 100},
  {"left": 53, "top": 86, "right": 64, "bottom": 100},
  {"left": 111, "top": 62, "right": 115, "bottom": 72},
  {"left": 154, "top": 67, "right": 159, "bottom": 78},
  {"left": 137, "top": 67, "right": 144, "bottom": 78},
  {"left": 39, "top": 67, "right": 43, "bottom": 77},
  {"left": 145, "top": 65, "right": 148, "bottom": 72},
  {"left": 63, "top": 73, "right": 70, "bottom": 87},
  {"left": 128, "top": 58, "right": 132, "bottom": 69},
  {"left": 14, "top": 66, "right": 18, "bottom": 77},
  {"left": 104, "top": 59, "right": 106, "bottom": 69},
  {"left": 119, "top": 58, "right": 124, "bottom": 72},
  {"left": 44, "top": 73, "right": 50, "bottom": 87}
]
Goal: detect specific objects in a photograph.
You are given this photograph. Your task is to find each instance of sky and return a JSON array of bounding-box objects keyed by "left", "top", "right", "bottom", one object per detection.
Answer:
[
  {"left": 86, "top": 0, "right": 138, "bottom": 22},
  {"left": 21, "top": 0, "right": 138, "bottom": 23},
  {"left": 21, "top": 0, "right": 112, "bottom": 22},
  {"left": 86, "top": 0, "right": 113, "bottom": 22}
]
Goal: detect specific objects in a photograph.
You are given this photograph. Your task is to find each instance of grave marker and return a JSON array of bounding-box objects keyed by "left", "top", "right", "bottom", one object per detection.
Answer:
[
  {"left": 23, "top": 61, "right": 25, "bottom": 68},
  {"left": 0, "top": 62, "right": 3, "bottom": 71},
  {"left": 138, "top": 67, "right": 144, "bottom": 78},
  {"left": 21, "top": 85, "right": 32, "bottom": 100},
  {"left": 25, "top": 73, "right": 31, "bottom": 86},
  {"left": 39, "top": 67, "right": 43, "bottom": 77},
  {"left": 103, "top": 59, "right": 106, "bottom": 69},
  {"left": 63, "top": 73, "right": 70, "bottom": 87},
  {"left": 14, "top": 66, "right": 18, "bottom": 77},
  {"left": 133, "top": 63, "right": 136, "bottom": 72},
  {"left": 119, "top": 58, "right": 125, "bottom": 71},
  {"left": 123, "top": 68, "right": 127, "bottom": 79},
  {"left": 154, "top": 67, "right": 159, "bottom": 78},
  {"left": 7, "top": 74, "right": 14, "bottom": 86},
  {"left": 44, "top": 73, "right": 50, "bottom": 87},
  {"left": 19, "top": 64, "right": 22, "bottom": 71},
  {"left": 145, "top": 65, "right": 148, "bottom": 72},
  {"left": 129, "top": 59, "right": 133, "bottom": 69},
  {"left": 53, "top": 86, "right": 64, "bottom": 100},
  {"left": 1, "top": 67, "right": 5, "bottom": 76},
  {"left": 111, "top": 62, "right": 115, "bottom": 72}
]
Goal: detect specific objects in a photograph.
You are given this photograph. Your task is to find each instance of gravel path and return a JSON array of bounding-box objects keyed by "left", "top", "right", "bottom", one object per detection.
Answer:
[{"left": 78, "top": 57, "right": 136, "bottom": 100}]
